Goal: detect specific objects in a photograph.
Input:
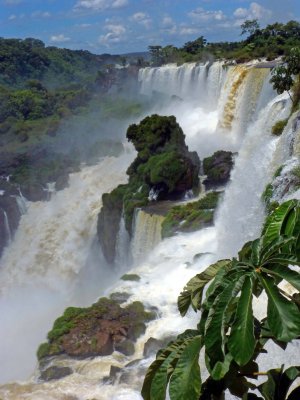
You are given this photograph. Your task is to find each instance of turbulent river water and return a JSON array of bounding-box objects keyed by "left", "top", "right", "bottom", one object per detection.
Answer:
[{"left": 0, "top": 61, "right": 299, "bottom": 399}]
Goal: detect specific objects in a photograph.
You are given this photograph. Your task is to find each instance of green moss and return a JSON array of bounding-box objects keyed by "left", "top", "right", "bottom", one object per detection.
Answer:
[
  {"left": 274, "top": 165, "right": 284, "bottom": 178},
  {"left": 271, "top": 119, "right": 288, "bottom": 136},
  {"left": 47, "top": 306, "right": 85, "bottom": 342},
  {"left": 291, "top": 165, "right": 300, "bottom": 180},
  {"left": 121, "top": 274, "right": 141, "bottom": 282},
  {"left": 37, "top": 342, "right": 61, "bottom": 360},
  {"left": 161, "top": 192, "right": 221, "bottom": 238}
]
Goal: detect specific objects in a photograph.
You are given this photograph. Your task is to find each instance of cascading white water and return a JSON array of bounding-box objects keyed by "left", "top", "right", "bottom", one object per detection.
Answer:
[
  {"left": 0, "top": 152, "right": 133, "bottom": 384},
  {"left": 130, "top": 209, "right": 164, "bottom": 264},
  {"left": 0, "top": 62, "right": 298, "bottom": 399},
  {"left": 3, "top": 210, "right": 12, "bottom": 245}
]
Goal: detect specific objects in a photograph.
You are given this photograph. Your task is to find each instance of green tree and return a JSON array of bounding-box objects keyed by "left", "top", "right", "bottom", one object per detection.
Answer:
[
  {"left": 142, "top": 200, "right": 300, "bottom": 400},
  {"left": 241, "top": 19, "right": 260, "bottom": 36},
  {"left": 183, "top": 36, "right": 207, "bottom": 54},
  {"left": 270, "top": 47, "right": 300, "bottom": 103},
  {"left": 148, "top": 45, "right": 164, "bottom": 66}
]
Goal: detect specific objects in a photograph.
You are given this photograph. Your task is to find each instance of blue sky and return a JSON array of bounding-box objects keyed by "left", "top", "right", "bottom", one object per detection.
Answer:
[{"left": 1, "top": 0, "right": 300, "bottom": 54}]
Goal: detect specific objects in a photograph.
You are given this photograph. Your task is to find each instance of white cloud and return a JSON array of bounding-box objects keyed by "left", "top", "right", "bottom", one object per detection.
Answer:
[
  {"left": 130, "top": 12, "right": 152, "bottom": 29},
  {"left": 131, "top": 12, "right": 146, "bottom": 22},
  {"left": 180, "top": 27, "right": 200, "bottom": 36},
  {"left": 74, "top": 0, "right": 128, "bottom": 11},
  {"left": 8, "top": 14, "right": 16, "bottom": 20},
  {"left": 188, "top": 7, "right": 226, "bottom": 22},
  {"left": 99, "top": 23, "right": 126, "bottom": 46},
  {"left": 161, "top": 16, "right": 177, "bottom": 34},
  {"left": 233, "top": 2, "right": 272, "bottom": 21},
  {"left": 50, "top": 34, "right": 71, "bottom": 43},
  {"left": 31, "top": 11, "right": 51, "bottom": 18}
]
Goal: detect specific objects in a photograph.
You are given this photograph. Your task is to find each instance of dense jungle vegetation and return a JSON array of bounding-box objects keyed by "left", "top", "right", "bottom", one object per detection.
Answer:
[{"left": 148, "top": 20, "right": 300, "bottom": 65}]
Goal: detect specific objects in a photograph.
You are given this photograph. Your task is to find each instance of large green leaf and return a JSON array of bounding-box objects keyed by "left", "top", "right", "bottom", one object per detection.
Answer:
[
  {"left": 259, "top": 274, "right": 300, "bottom": 341},
  {"left": 261, "top": 265, "right": 300, "bottom": 292},
  {"left": 262, "top": 200, "right": 299, "bottom": 246},
  {"left": 251, "top": 239, "right": 263, "bottom": 266},
  {"left": 169, "top": 336, "right": 202, "bottom": 400},
  {"left": 260, "top": 236, "right": 296, "bottom": 264},
  {"left": 141, "top": 330, "right": 200, "bottom": 400},
  {"left": 178, "top": 259, "right": 231, "bottom": 316},
  {"left": 205, "top": 274, "right": 246, "bottom": 371},
  {"left": 149, "top": 351, "right": 179, "bottom": 400},
  {"left": 228, "top": 276, "right": 256, "bottom": 366}
]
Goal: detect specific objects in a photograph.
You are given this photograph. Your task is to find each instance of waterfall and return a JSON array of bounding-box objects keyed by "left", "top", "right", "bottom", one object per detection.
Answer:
[
  {"left": 15, "top": 188, "right": 28, "bottom": 215},
  {"left": 115, "top": 214, "right": 131, "bottom": 268},
  {"left": 3, "top": 210, "right": 12, "bottom": 245},
  {"left": 0, "top": 152, "right": 133, "bottom": 383},
  {"left": 0, "top": 62, "right": 298, "bottom": 399},
  {"left": 215, "top": 92, "right": 291, "bottom": 257},
  {"left": 130, "top": 209, "right": 165, "bottom": 264},
  {"left": 138, "top": 62, "right": 225, "bottom": 109}
]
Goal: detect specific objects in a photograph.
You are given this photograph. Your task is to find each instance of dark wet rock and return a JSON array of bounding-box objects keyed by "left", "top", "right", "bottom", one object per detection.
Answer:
[
  {"left": 0, "top": 185, "right": 22, "bottom": 257},
  {"left": 97, "top": 185, "right": 126, "bottom": 265},
  {"left": 143, "top": 336, "right": 175, "bottom": 358},
  {"left": 40, "top": 366, "right": 73, "bottom": 381},
  {"left": 143, "top": 338, "right": 164, "bottom": 358},
  {"left": 55, "top": 174, "right": 69, "bottom": 191},
  {"left": 109, "top": 292, "right": 131, "bottom": 304},
  {"left": 115, "top": 339, "right": 135, "bottom": 356},
  {"left": 203, "top": 150, "right": 234, "bottom": 189},
  {"left": 37, "top": 299, "right": 155, "bottom": 362}
]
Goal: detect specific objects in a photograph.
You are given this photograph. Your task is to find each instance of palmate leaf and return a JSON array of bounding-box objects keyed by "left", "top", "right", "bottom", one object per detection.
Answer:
[
  {"left": 228, "top": 276, "right": 256, "bottom": 366},
  {"left": 141, "top": 330, "right": 200, "bottom": 400},
  {"left": 177, "top": 259, "right": 231, "bottom": 316},
  {"left": 262, "top": 200, "right": 300, "bottom": 246},
  {"left": 262, "top": 265, "right": 300, "bottom": 292},
  {"left": 259, "top": 274, "right": 300, "bottom": 341},
  {"left": 169, "top": 336, "right": 202, "bottom": 400}
]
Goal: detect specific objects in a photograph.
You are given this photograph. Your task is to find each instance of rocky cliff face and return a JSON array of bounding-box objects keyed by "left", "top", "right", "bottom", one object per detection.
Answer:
[
  {"left": 0, "top": 180, "right": 22, "bottom": 257},
  {"left": 97, "top": 114, "right": 200, "bottom": 264}
]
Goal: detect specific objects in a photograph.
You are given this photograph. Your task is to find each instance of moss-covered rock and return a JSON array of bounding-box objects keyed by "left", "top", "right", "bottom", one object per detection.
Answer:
[
  {"left": 120, "top": 274, "right": 141, "bottom": 282},
  {"left": 97, "top": 115, "right": 200, "bottom": 264},
  {"left": 272, "top": 119, "right": 288, "bottom": 136},
  {"left": 203, "top": 150, "right": 234, "bottom": 189},
  {"left": 161, "top": 191, "right": 221, "bottom": 238},
  {"left": 37, "top": 298, "right": 155, "bottom": 362}
]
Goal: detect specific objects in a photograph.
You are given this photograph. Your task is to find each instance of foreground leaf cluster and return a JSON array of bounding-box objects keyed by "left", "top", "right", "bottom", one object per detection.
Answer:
[{"left": 142, "top": 200, "right": 300, "bottom": 399}]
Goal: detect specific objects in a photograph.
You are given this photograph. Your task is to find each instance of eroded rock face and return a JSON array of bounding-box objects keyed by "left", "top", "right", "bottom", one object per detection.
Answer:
[
  {"left": 37, "top": 298, "right": 155, "bottom": 362},
  {"left": 0, "top": 180, "right": 22, "bottom": 257},
  {"left": 203, "top": 150, "right": 234, "bottom": 189}
]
